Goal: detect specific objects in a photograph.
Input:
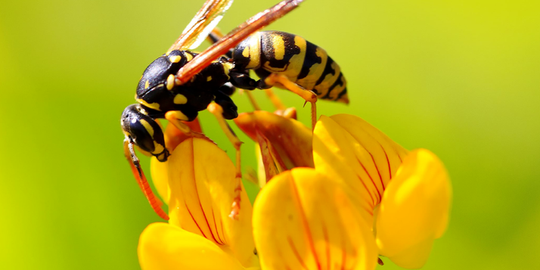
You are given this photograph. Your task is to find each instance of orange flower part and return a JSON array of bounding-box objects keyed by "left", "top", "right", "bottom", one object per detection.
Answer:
[{"left": 235, "top": 111, "right": 313, "bottom": 183}]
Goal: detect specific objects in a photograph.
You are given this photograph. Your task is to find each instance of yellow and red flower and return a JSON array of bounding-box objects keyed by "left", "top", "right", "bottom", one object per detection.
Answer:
[{"left": 137, "top": 111, "right": 452, "bottom": 270}]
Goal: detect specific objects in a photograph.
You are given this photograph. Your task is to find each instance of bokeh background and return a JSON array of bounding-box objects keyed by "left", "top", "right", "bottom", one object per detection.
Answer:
[{"left": 1, "top": 0, "right": 539, "bottom": 269}]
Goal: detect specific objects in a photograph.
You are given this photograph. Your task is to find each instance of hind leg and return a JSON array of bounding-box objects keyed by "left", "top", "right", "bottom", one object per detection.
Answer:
[
  {"left": 207, "top": 102, "right": 244, "bottom": 219},
  {"left": 262, "top": 73, "right": 318, "bottom": 130}
]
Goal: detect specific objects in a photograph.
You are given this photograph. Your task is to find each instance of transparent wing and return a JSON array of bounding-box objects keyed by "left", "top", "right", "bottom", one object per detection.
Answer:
[
  {"left": 168, "top": 0, "right": 234, "bottom": 51},
  {"left": 175, "top": 0, "right": 305, "bottom": 85}
]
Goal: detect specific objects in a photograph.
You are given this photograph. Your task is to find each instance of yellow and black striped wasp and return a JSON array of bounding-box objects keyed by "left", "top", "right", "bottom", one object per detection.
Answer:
[{"left": 121, "top": 0, "right": 348, "bottom": 220}]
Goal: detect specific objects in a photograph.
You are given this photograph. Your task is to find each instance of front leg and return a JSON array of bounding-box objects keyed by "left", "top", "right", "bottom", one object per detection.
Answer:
[
  {"left": 229, "top": 70, "right": 258, "bottom": 90},
  {"left": 164, "top": 111, "right": 205, "bottom": 138}
]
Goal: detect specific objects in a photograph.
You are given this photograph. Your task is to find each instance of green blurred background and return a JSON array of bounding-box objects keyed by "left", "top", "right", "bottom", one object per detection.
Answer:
[{"left": 1, "top": 0, "right": 539, "bottom": 269}]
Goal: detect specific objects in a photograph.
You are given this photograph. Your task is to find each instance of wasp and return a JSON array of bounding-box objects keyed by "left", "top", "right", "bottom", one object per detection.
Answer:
[{"left": 121, "top": 0, "right": 348, "bottom": 220}]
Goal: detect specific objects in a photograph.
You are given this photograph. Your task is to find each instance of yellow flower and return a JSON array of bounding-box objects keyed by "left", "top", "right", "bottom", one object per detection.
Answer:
[
  {"left": 318, "top": 114, "right": 452, "bottom": 268},
  {"left": 241, "top": 113, "right": 452, "bottom": 269},
  {"left": 140, "top": 132, "right": 258, "bottom": 269},
  {"left": 138, "top": 113, "right": 451, "bottom": 270}
]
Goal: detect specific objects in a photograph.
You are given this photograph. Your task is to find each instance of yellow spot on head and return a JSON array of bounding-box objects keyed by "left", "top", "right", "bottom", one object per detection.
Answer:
[
  {"left": 139, "top": 119, "right": 154, "bottom": 137},
  {"left": 173, "top": 94, "right": 187, "bottom": 105},
  {"left": 137, "top": 98, "right": 161, "bottom": 111},
  {"left": 169, "top": 55, "right": 181, "bottom": 63},
  {"left": 166, "top": 74, "right": 175, "bottom": 90},
  {"left": 207, "top": 76, "right": 212, "bottom": 81}
]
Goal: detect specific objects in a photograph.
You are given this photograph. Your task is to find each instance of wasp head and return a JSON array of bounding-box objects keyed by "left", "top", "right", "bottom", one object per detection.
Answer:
[{"left": 121, "top": 104, "right": 169, "bottom": 162}]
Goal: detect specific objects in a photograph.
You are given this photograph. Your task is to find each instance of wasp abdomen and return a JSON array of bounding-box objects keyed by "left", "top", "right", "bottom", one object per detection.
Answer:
[{"left": 233, "top": 31, "right": 348, "bottom": 103}]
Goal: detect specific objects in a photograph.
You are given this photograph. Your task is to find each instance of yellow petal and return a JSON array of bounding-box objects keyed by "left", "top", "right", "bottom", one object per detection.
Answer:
[
  {"left": 375, "top": 149, "right": 452, "bottom": 268},
  {"left": 138, "top": 222, "right": 247, "bottom": 270},
  {"left": 149, "top": 120, "right": 204, "bottom": 204},
  {"left": 167, "top": 138, "right": 255, "bottom": 267},
  {"left": 253, "top": 168, "right": 378, "bottom": 270},
  {"left": 235, "top": 111, "right": 314, "bottom": 169},
  {"left": 313, "top": 115, "right": 408, "bottom": 209},
  {"left": 151, "top": 156, "right": 170, "bottom": 204}
]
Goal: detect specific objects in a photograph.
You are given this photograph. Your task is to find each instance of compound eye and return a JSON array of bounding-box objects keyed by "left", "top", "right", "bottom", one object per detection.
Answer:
[{"left": 121, "top": 105, "right": 167, "bottom": 157}]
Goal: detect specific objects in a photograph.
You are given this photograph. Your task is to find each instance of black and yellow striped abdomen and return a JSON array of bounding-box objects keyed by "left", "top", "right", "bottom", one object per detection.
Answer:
[{"left": 232, "top": 31, "right": 348, "bottom": 103}]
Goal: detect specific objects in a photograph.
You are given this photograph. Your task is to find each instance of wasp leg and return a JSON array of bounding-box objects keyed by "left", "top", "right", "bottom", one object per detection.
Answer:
[
  {"left": 207, "top": 102, "right": 243, "bottom": 220},
  {"left": 230, "top": 70, "right": 258, "bottom": 90},
  {"left": 215, "top": 89, "right": 239, "bottom": 119},
  {"left": 244, "top": 90, "right": 262, "bottom": 111},
  {"left": 264, "top": 88, "right": 286, "bottom": 111},
  {"left": 263, "top": 73, "right": 318, "bottom": 130},
  {"left": 123, "top": 139, "right": 169, "bottom": 220},
  {"left": 227, "top": 70, "right": 266, "bottom": 111},
  {"left": 164, "top": 111, "right": 206, "bottom": 139},
  {"left": 263, "top": 88, "right": 297, "bottom": 119}
]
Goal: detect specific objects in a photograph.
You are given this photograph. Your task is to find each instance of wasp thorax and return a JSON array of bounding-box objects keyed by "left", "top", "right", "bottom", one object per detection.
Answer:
[{"left": 135, "top": 51, "right": 196, "bottom": 110}]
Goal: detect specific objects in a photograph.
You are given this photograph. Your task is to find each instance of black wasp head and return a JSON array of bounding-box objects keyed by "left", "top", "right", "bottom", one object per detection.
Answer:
[
  {"left": 136, "top": 50, "right": 193, "bottom": 109},
  {"left": 121, "top": 104, "right": 169, "bottom": 162}
]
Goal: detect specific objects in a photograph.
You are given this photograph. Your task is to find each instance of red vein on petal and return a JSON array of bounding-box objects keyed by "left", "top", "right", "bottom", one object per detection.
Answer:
[
  {"left": 198, "top": 200, "right": 221, "bottom": 244},
  {"left": 220, "top": 216, "right": 225, "bottom": 244},
  {"left": 368, "top": 152, "right": 385, "bottom": 198},
  {"left": 287, "top": 236, "right": 309, "bottom": 270},
  {"left": 363, "top": 205, "right": 374, "bottom": 217},
  {"left": 212, "top": 209, "right": 224, "bottom": 245},
  {"left": 290, "top": 179, "right": 323, "bottom": 270},
  {"left": 393, "top": 145, "right": 404, "bottom": 163},
  {"left": 379, "top": 144, "right": 391, "bottom": 191},
  {"left": 341, "top": 125, "right": 386, "bottom": 202},
  {"left": 356, "top": 157, "right": 379, "bottom": 206},
  {"left": 185, "top": 202, "right": 207, "bottom": 239},
  {"left": 188, "top": 139, "right": 220, "bottom": 244},
  {"left": 385, "top": 138, "right": 406, "bottom": 163}
]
